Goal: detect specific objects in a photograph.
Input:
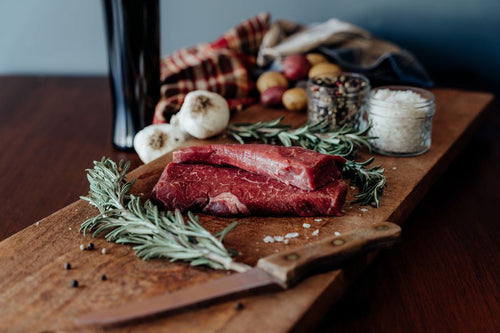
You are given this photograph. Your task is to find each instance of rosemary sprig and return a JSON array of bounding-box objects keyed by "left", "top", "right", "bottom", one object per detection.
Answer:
[
  {"left": 228, "top": 117, "right": 386, "bottom": 207},
  {"left": 79, "top": 158, "right": 249, "bottom": 272},
  {"left": 228, "top": 116, "right": 374, "bottom": 160},
  {"left": 344, "top": 158, "right": 386, "bottom": 207}
]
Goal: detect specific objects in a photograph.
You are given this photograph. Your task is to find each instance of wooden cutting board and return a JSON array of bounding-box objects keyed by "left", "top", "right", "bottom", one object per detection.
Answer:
[{"left": 0, "top": 88, "right": 493, "bottom": 332}]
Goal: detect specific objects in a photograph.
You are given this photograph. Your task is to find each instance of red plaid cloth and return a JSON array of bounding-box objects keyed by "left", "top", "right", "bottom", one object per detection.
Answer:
[{"left": 153, "top": 13, "right": 270, "bottom": 124}]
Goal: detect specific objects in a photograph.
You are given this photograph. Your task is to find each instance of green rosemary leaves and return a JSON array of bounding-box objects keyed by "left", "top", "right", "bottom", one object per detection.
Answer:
[
  {"left": 344, "top": 158, "right": 386, "bottom": 207},
  {"left": 80, "top": 158, "right": 248, "bottom": 272},
  {"left": 228, "top": 117, "right": 386, "bottom": 207}
]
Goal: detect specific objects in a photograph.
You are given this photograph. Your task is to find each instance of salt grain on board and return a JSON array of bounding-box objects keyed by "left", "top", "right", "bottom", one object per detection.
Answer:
[
  {"left": 312, "top": 229, "right": 320, "bottom": 236},
  {"left": 303, "top": 223, "right": 311, "bottom": 229},
  {"left": 314, "top": 218, "right": 323, "bottom": 222},
  {"left": 334, "top": 231, "right": 341, "bottom": 236},
  {"left": 263, "top": 236, "right": 275, "bottom": 243},
  {"left": 360, "top": 208, "right": 369, "bottom": 212},
  {"left": 285, "top": 232, "right": 299, "bottom": 239},
  {"left": 274, "top": 236, "right": 284, "bottom": 242}
]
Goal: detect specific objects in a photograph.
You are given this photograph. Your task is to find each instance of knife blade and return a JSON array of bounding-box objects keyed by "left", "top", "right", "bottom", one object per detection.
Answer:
[{"left": 75, "top": 221, "right": 401, "bottom": 326}]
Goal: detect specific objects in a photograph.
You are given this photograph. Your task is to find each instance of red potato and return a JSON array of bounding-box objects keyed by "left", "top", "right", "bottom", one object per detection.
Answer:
[
  {"left": 260, "top": 86, "right": 287, "bottom": 107},
  {"left": 283, "top": 54, "right": 311, "bottom": 81}
]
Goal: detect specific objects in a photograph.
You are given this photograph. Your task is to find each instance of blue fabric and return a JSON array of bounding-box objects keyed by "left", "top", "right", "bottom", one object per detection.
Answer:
[{"left": 318, "top": 45, "right": 434, "bottom": 88}]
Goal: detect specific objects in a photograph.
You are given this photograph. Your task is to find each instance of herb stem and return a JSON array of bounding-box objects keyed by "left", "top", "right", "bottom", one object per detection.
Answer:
[{"left": 80, "top": 158, "right": 239, "bottom": 271}]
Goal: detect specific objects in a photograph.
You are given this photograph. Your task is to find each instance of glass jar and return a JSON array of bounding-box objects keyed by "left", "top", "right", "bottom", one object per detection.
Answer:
[
  {"left": 362, "top": 86, "right": 435, "bottom": 156},
  {"left": 307, "top": 73, "right": 370, "bottom": 130}
]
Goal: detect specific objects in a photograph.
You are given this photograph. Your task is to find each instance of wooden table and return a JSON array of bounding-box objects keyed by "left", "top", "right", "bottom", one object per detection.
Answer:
[{"left": 0, "top": 76, "right": 498, "bottom": 332}]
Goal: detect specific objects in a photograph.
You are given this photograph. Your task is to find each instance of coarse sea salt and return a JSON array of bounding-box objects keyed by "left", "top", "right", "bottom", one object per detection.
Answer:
[
  {"left": 303, "top": 223, "right": 311, "bottom": 229},
  {"left": 274, "top": 236, "right": 284, "bottom": 242},
  {"left": 312, "top": 229, "right": 320, "bottom": 236},
  {"left": 366, "top": 87, "right": 434, "bottom": 156},
  {"left": 334, "top": 231, "right": 341, "bottom": 236},
  {"left": 285, "top": 232, "right": 299, "bottom": 239},
  {"left": 263, "top": 236, "right": 275, "bottom": 243}
]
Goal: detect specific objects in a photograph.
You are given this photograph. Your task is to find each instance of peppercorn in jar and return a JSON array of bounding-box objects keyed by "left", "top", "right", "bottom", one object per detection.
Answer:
[{"left": 307, "top": 73, "right": 370, "bottom": 129}]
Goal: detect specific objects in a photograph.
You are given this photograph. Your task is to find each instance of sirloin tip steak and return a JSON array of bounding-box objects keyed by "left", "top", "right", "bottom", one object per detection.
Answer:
[
  {"left": 172, "top": 144, "right": 346, "bottom": 191},
  {"left": 151, "top": 163, "right": 348, "bottom": 217}
]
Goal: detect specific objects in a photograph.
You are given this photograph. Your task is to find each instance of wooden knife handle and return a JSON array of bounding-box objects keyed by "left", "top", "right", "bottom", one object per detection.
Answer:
[{"left": 256, "top": 221, "right": 401, "bottom": 287}]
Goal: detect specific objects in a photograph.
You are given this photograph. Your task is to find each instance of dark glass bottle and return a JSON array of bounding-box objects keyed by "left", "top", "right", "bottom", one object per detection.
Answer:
[{"left": 103, "top": 0, "right": 160, "bottom": 151}]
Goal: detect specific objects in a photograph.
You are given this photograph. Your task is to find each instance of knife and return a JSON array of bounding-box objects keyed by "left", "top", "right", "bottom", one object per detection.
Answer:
[{"left": 75, "top": 221, "right": 401, "bottom": 326}]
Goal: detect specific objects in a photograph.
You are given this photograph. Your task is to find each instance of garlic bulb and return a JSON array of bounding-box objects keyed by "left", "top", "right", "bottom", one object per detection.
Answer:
[
  {"left": 176, "top": 91, "right": 230, "bottom": 139},
  {"left": 133, "top": 124, "right": 189, "bottom": 163}
]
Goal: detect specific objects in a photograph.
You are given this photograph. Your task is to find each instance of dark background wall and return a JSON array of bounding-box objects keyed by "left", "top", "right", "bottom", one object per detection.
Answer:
[{"left": 1, "top": 0, "right": 499, "bottom": 90}]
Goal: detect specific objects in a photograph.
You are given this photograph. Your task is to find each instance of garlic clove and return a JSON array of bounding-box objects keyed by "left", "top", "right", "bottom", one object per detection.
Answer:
[
  {"left": 133, "top": 124, "right": 189, "bottom": 163},
  {"left": 176, "top": 91, "right": 230, "bottom": 139}
]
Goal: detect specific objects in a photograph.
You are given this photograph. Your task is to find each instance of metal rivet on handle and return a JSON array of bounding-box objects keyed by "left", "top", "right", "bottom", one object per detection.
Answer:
[
  {"left": 285, "top": 253, "right": 299, "bottom": 261},
  {"left": 331, "top": 239, "right": 345, "bottom": 246},
  {"left": 375, "top": 225, "right": 389, "bottom": 231}
]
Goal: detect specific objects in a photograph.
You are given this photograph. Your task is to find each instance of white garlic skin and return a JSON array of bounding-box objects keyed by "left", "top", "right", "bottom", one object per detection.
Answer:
[
  {"left": 133, "top": 123, "right": 189, "bottom": 163},
  {"left": 177, "top": 90, "right": 230, "bottom": 139}
]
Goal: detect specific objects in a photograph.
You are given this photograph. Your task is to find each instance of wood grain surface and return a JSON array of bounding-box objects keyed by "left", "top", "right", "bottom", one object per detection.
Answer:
[{"left": 0, "top": 76, "right": 498, "bottom": 332}]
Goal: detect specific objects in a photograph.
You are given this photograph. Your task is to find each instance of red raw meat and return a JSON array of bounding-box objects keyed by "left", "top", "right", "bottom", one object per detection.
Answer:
[
  {"left": 151, "top": 163, "right": 347, "bottom": 217},
  {"left": 172, "top": 144, "right": 345, "bottom": 191}
]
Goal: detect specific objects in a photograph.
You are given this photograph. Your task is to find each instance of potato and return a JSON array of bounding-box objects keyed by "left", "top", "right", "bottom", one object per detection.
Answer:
[
  {"left": 306, "top": 53, "right": 328, "bottom": 66},
  {"left": 308, "top": 62, "right": 342, "bottom": 79},
  {"left": 260, "top": 86, "right": 286, "bottom": 107},
  {"left": 282, "top": 54, "right": 311, "bottom": 81},
  {"left": 256, "top": 71, "right": 288, "bottom": 93},
  {"left": 282, "top": 88, "right": 307, "bottom": 111}
]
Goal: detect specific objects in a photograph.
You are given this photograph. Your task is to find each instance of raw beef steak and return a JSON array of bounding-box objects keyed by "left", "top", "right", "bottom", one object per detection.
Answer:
[
  {"left": 151, "top": 163, "right": 347, "bottom": 217},
  {"left": 172, "top": 144, "right": 345, "bottom": 191}
]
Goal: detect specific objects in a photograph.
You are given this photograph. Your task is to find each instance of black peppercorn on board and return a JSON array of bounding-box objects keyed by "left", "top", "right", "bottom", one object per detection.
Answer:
[{"left": 0, "top": 89, "right": 493, "bottom": 332}]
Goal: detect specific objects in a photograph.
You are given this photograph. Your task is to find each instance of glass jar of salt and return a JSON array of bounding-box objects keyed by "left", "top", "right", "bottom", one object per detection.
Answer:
[{"left": 363, "top": 86, "right": 435, "bottom": 156}]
